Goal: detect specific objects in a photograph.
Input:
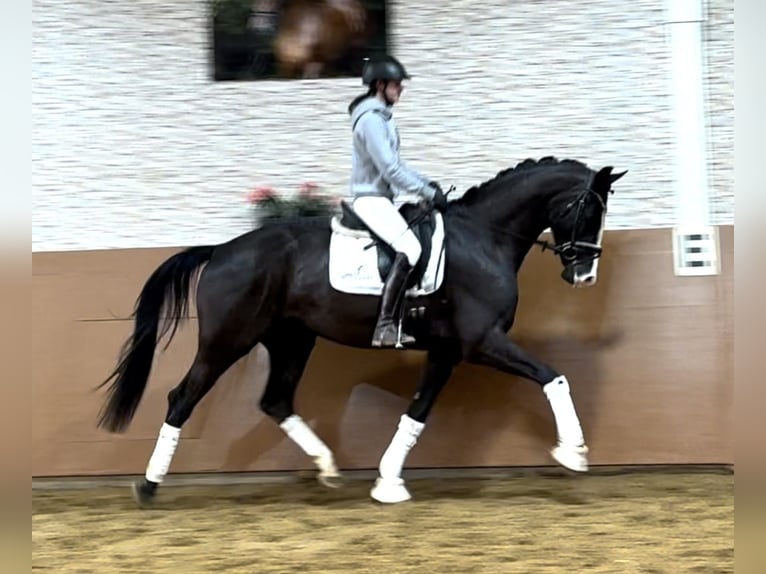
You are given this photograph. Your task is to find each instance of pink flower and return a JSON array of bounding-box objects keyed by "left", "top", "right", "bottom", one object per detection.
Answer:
[
  {"left": 247, "top": 186, "right": 276, "bottom": 204},
  {"left": 299, "top": 181, "right": 320, "bottom": 196}
]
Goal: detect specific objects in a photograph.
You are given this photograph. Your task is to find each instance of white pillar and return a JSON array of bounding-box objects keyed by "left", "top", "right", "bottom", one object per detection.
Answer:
[
  {"left": 666, "top": 0, "right": 709, "bottom": 226},
  {"left": 666, "top": 0, "right": 719, "bottom": 276}
]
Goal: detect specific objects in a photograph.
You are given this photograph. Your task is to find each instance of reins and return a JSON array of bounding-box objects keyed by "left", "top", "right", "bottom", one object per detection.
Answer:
[{"left": 419, "top": 178, "right": 608, "bottom": 262}]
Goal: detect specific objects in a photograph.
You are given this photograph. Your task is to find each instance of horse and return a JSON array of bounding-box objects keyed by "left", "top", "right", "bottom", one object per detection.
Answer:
[
  {"left": 272, "top": 0, "right": 372, "bottom": 79},
  {"left": 96, "top": 156, "right": 627, "bottom": 506}
]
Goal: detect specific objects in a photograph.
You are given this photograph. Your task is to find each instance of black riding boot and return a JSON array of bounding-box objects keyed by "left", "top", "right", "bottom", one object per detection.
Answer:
[{"left": 372, "top": 253, "right": 416, "bottom": 348}]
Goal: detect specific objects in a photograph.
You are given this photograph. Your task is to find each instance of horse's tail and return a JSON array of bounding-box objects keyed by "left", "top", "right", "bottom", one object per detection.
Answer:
[{"left": 96, "top": 245, "right": 216, "bottom": 433}]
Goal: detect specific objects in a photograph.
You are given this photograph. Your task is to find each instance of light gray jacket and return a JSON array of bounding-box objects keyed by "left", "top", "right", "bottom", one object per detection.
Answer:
[{"left": 349, "top": 97, "right": 435, "bottom": 202}]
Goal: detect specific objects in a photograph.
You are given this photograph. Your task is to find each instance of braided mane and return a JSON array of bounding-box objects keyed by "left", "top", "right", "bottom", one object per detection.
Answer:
[{"left": 452, "top": 156, "right": 590, "bottom": 206}]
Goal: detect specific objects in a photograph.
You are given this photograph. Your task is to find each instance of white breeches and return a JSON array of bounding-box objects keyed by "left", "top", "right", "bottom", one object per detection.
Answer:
[{"left": 352, "top": 196, "right": 422, "bottom": 266}]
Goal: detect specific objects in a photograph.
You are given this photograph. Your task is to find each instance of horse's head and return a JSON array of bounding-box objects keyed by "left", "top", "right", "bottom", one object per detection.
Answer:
[{"left": 546, "top": 166, "right": 627, "bottom": 287}]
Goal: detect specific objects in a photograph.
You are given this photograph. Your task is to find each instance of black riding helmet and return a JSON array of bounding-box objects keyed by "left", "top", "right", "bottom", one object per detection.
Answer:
[{"left": 362, "top": 55, "right": 411, "bottom": 86}]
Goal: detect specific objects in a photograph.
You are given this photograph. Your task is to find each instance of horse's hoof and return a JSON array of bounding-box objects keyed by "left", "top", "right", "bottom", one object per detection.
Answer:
[
  {"left": 131, "top": 480, "right": 157, "bottom": 508},
  {"left": 317, "top": 472, "right": 344, "bottom": 489},
  {"left": 551, "top": 443, "right": 590, "bottom": 472},
  {"left": 370, "top": 477, "right": 412, "bottom": 504}
]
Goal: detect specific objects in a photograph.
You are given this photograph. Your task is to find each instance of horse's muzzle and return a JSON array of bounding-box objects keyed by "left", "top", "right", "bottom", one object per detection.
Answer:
[{"left": 561, "top": 259, "right": 599, "bottom": 287}]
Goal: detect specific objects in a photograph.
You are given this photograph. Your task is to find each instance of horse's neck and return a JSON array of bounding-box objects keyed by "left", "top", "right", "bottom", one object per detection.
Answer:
[
  {"left": 472, "top": 183, "right": 549, "bottom": 242},
  {"left": 456, "top": 171, "right": 583, "bottom": 265}
]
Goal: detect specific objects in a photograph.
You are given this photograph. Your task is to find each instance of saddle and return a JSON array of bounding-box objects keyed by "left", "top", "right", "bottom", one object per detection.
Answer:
[{"left": 338, "top": 200, "right": 436, "bottom": 290}]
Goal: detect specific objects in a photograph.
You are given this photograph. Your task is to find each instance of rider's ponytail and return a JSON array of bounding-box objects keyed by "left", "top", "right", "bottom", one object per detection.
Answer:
[{"left": 348, "top": 86, "right": 375, "bottom": 114}]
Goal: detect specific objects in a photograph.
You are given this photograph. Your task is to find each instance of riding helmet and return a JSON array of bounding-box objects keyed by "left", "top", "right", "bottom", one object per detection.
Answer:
[{"left": 362, "top": 55, "right": 411, "bottom": 86}]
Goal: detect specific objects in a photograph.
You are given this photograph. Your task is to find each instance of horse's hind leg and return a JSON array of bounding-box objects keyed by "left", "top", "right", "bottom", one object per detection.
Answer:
[
  {"left": 259, "top": 319, "right": 342, "bottom": 487},
  {"left": 129, "top": 242, "right": 280, "bottom": 507},
  {"left": 132, "top": 341, "right": 252, "bottom": 507}
]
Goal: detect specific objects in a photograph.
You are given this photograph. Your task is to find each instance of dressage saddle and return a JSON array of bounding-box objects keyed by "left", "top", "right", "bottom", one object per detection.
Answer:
[{"left": 338, "top": 200, "right": 436, "bottom": 289}]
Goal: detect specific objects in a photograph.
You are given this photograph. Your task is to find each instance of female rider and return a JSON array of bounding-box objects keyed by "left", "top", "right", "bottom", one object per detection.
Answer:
[{"left": 347, "top": 54, "right": 448, "bottom": 348}]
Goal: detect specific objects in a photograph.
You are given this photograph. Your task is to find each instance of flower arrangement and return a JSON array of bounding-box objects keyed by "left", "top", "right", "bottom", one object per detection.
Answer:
[{"left": 247, "top": 182, "right": 340, "bottom": 223}]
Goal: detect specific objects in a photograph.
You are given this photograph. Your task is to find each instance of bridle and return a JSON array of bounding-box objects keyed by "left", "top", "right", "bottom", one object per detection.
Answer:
[
  {"left": 534, "top": 184, "right": 607, "bottom": 266},
  {"left": 411, "top": 175, "right": 609, "bottom": 266}
]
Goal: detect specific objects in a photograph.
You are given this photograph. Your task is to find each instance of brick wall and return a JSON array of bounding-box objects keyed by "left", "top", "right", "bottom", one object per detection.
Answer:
[{"left": 32, "top": 0, "right": 733, "bottom": 251}]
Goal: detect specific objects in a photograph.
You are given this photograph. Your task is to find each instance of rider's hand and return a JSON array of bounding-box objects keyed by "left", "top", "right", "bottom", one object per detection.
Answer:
[{"left": 427, "top": 181, "right": 449, "bottom": 212}]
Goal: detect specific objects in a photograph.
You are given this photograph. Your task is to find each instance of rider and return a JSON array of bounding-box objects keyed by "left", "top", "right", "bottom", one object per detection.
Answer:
[{"left": 348, "top": 54, "right": 448, "bottom": 348}]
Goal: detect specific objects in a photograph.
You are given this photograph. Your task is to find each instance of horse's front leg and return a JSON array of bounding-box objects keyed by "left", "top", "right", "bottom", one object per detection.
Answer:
[
  {"left": 371, "top": 342, "right": 461, "bottom": 504},
  {"left": 466, "top": 327, "right": 590, "bottom": 472}
]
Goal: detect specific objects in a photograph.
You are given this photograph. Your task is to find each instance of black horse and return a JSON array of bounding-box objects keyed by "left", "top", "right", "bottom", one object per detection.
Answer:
[{"left": 97, "top": 156, "right": 626, "bottom": 505}]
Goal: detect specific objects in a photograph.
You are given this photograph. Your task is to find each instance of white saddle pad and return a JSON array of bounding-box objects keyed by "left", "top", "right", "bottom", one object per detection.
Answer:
[{"left": 328, "top": 212, "right": 446, "bottom": 296}]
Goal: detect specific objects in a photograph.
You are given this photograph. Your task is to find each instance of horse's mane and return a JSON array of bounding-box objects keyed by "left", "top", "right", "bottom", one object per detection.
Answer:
[{"left": 451, "top": 156, "right": 590, "bottom": 207}]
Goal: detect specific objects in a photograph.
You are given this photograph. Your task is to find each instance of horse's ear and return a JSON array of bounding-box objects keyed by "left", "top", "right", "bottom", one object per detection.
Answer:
[
  {"left": 593, "top": 166, "right": 613, "bottom": 192},
  {"left": 610, "top": 170, "right": 628, "bottom": 183},
  {"left": 593, "top": 166, "right": 627, "bottom": 196}
]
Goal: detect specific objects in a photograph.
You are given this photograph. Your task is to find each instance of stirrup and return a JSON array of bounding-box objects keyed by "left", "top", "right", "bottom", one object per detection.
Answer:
[
  {"left": 372, "top": 320, "right": 414, "bottom": 348},
  {"left": 395, "top": 321, "right": 415, "bottom": 349}
]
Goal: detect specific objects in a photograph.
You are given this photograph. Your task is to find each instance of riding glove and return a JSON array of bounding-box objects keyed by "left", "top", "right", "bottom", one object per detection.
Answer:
[{"left": 428, "top": 181, "right": 449, "bottom": 212}]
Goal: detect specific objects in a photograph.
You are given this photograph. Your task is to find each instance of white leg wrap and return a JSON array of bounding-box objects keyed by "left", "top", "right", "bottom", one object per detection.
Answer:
[
  {"left": 280, "top": 414, "right": 331, "bottom": 458},
  {"left": 145, "top": 423, "right": 181, "bottom": 483},
  {"left": 543, "top": 376, "right": 589, "bottom": 472},
  {"left": 371, "top": 414, "right": 425, "bottom": 503},
  {"left": 378, "top": 414, "right": 425, "bottom": 480},
  {"left": 279, "top": 415, "right": 338, "bottom": 478},
  {"left": 543, "top": 376, "right": 585, "bottom": 447}
]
